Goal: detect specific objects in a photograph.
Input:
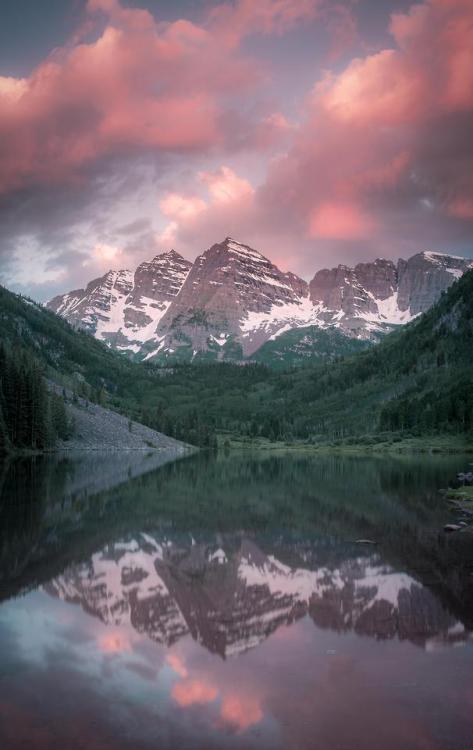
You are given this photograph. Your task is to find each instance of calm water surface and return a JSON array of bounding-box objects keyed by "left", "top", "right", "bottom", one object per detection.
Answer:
[{"left": 0, "top": 451, "right": 472, "bottom": 750}]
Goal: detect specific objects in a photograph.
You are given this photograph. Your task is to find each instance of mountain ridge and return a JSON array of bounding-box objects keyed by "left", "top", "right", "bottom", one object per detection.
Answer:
[{"left": 47, "top": 239, "right": 473, "bottom": 366}]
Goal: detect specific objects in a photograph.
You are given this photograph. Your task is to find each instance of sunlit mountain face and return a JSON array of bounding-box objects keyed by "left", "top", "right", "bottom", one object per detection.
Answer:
[
  {"left": 1, "top": 452, "right": 473, "bottom": 749},
  {"left": 46, "top": 242, "right": 473, "bottom": 363}
]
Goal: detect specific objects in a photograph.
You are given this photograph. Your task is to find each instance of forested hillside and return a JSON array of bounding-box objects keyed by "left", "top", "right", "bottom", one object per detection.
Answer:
[
  {"left": 1, "top": 269, "right": 472, "bottom": 450},
  {"left": 0, "top": 285, "right": 217, "bottom": 449},
  {"left": 0, "top": 345, "right": 69, "bottom": 453},
  {"left": 251, "top": 326, "right": 371, "bottom": 369}
]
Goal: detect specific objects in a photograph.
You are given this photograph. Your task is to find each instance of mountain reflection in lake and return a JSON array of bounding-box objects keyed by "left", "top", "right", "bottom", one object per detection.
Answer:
[{"left": 0, "top": 451, "right": 472, "bottom": 750}]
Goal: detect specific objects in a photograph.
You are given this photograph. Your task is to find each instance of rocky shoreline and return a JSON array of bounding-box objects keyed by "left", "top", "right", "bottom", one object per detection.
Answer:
[{"left": 443, "top": 472, "right": 473, "bottom": 534}]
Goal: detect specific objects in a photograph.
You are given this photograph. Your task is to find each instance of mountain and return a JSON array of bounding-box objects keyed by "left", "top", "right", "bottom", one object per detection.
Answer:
[
  {"left": 142, "top": 237, "right": 309, "bottom": 362},
  {"left": 0, "top": 282, "right": 143, "bottom": 392},
  {"left": 47, "top": 250, "right": 192, "bottom": 355},
  {"left": 44, "top": 531, "right": 468, "bottom": 657},
  {"left": 46, "top": 240, "right": 473, "bottom": 366},
  {"left": 308, "top": 251, "right": 471, "bottom": 336}
]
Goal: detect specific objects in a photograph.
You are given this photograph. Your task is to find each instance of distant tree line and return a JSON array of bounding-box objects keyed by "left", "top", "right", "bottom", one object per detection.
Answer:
[
  {"left": 138, "top": 404, "right": 218, "bottom": 449},
  {"left": 379, "top": 378, "right": 473, "bottom": 434}
]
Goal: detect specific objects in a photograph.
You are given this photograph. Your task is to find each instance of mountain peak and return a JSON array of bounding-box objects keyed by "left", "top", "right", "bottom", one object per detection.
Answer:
[
  {"left": 223, "top": 237, "right": 270, "bottom": 264},
  {"left": 414, "top": 250, "right": 471, "bottom": 264},
  {"left": 149, "top": 248, "right": 187, "bottom": 265},
  {"left": 421, "top": 250, "right": 461, "bottom": 259}
]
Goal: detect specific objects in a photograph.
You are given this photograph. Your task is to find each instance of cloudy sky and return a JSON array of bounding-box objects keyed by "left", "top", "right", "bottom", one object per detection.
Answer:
[{"left": 1, "top": 0, "right": 472, "bottom": 300}]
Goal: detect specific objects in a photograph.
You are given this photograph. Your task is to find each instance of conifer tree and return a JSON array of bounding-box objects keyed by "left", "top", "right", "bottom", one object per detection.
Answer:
[{"left": 0, "top": 402, "right": 9, "bottom": 454}]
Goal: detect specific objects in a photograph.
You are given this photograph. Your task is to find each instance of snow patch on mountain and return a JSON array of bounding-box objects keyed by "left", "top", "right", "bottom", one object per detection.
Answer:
[
  {"left": 94, "top": 270, "right": 133, "bottom": 342},
  {"left": 240, "top": 296, "right": 325, "bottom": 343},
  {"left": 227, "top": 238, "right": 266, "bottom": 263}
]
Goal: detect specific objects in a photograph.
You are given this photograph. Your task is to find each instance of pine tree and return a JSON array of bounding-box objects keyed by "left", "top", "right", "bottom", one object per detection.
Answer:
[
  {"left": 0, "top": 345, "right": 52, "bottom": 451},
  {"left": 0, "top": 402, "right": 9, "bottom": 454}
]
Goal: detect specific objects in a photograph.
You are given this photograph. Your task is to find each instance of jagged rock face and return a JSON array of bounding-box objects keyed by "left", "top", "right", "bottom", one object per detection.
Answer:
[
  {"left": 47, "top": 241, "right": 473, "bottom": 362},
  {"left": 44, "top": 532, "right": 469, "bottom": 658},
  {"left": 47, "top": 250, "right": 192, "bottom": 353},
  {"left": 48, "top": 269, "right": 134, "bottom": 335},
  {"left": 119, "top": 251, "right": 192, "bottom": 347},
  {"left": 397, "top": 251, "right": 471, "bottom": 314},
  {"left": 150, "top": 238, "right": 309, "bottom": 359},
  {"left": 310, "top": 260, "right": 396, "bottom": 316},
  {"left": 309, "top": 251, "right": 473, "bottom": 340}
]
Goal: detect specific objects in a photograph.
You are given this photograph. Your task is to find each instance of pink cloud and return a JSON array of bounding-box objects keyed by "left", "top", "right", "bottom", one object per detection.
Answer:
[
  {"left": 172, "top": 679, "right": 218, "bottom": 707},
  {"left": 199, "top": 166, "right": 254, "bottom": 204},
  {"left": 220, "top": 694, "right": 263, "bottom": 732},
  {"left": 2, "top": 0, "right": 317, "bottom": 194},
  {"left": 160, "top": 0, "right": 473, "bottom": 275},
  {"left": 156, "top": 165, "right": 257, "bottom": 249},
  {"left": 309, "top": 202, "right": 373, "bottom": 239},
  {"left": 160, "top": 193, "right": 207, "bottom": 222},
  {"left": 260, "top": 0, "right": 473, "bottom": 258},
  {"left": 208, "top": 0, "right": 321, "bottom": 47},
  {"left": 166, "top": 657, "right": 264, "bottom": 735},
  {"left": 98, "top": 630, "right": 132, "bottom": 653},
  {"left": 166, "top": 653, "right": 188, "bottom": 678},
  {"left": 300, "top": 0, "right": 473, "bottom": 229},
  {"left": 2, "top": 0, "right": 472, "bottom": 290},
  {"left": 447, "top": 197, "right": 473, "bottom": 219}
]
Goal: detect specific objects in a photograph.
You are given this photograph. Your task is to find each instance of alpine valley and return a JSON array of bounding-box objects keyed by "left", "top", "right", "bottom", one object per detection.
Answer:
[{"left": 47, "top": 238, "right": 473, "bottom": 367}]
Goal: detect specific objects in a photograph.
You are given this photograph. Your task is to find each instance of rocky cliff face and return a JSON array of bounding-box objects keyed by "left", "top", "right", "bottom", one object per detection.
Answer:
[
  {"left": 145, "top": 237, "right": 310, "bottom": 360},
  {"left": 397, "top": 251, "right": 470, "bottom": 314},
  {"left": 48, "top": 250, "right": 192, "bottom": 353},
  {"left": 47, "top": 268, "right": 134, "bottom": 335},
  {"left": 47, "top": 241, "right": 473, "bottom": 363},
  {"left": 44, "top": 532, "right": 469, "bottom": 658},
  {"left": 308, "top": 251, "right": 473, "bottom": 339}
]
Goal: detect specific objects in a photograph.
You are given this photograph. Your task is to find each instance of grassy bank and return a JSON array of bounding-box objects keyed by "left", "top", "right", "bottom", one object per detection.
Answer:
[{"left": 220, "top": 434, "right": 473, "bottom": 454}]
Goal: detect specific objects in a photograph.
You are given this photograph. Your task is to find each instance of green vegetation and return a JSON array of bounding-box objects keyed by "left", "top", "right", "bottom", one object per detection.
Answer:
[
  {"left": 0, "top": 344, "right": 70, "bottom": 454},
  {"left": 145, "top": 326, "right": 368, "bottom": 367},
  {"left": 219, "top": 433, "right": 473, "bottom": 454},
  {"left": 0, "top": 268, "right": 472, "bottom": 451},
  {"left": 251, "top": 325, "right": 372, "bottom": 369}
]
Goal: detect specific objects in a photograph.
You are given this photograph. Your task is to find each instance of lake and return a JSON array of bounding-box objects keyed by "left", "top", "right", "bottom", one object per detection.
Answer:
[{"left": 0, "top": 450, "right": 472, "bottom": 750}]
